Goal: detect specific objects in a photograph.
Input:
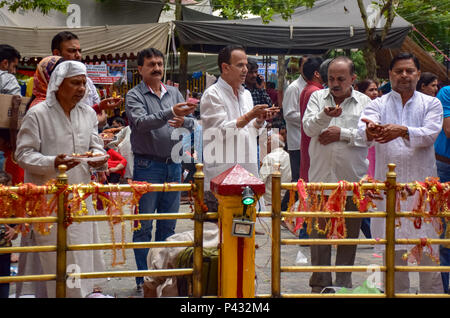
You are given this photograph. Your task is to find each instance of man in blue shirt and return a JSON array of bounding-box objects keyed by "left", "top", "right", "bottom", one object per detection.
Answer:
[
  {"left": 434, "top": 85, "right": 450, "bottom": 294},
  {"left": 125, "top": 47, "right": 196, "bottom": 292}
]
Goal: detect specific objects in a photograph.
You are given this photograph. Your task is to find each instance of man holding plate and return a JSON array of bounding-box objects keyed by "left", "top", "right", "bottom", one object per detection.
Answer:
[{"left": 15, "top": 60, "right": 108, "bottom": 297}]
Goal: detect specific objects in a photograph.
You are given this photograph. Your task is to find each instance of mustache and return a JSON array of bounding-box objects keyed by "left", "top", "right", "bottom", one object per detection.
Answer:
[
  {"left": 331, "top": 87, "right": 341, "bottom": 91},
  {"left": 151, "top": 71, "right": 162, "bottom": 75}
]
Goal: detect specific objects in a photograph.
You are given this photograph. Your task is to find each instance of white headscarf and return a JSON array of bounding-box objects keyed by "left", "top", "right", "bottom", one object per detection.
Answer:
[{"left": 46, "top": 60, "right": 89, "bottom": 106}]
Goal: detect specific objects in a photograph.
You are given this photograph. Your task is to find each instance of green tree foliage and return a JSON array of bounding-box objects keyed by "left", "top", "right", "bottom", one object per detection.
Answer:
[
  {"left": 0, "top": 0, "right": 69, "bottom": 14},
  {"left": 395, "top": 0, "right": 449, "bottom": 62},
  {"left": 210, "top": 0, "right": 447, "bottom": 80},
  {"left": 210, "top": 0, "right": 316, "bottom": 23}
]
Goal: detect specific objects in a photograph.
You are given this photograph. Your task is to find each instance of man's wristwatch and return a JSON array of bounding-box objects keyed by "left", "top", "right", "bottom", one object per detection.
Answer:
[{"left": 403, "top": 127, "right": 409, "bottom": 138}]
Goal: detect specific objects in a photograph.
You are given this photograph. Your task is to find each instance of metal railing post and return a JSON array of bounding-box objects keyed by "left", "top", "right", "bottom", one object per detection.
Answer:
[
  {"left": 192, "top": 163, "right": 205, "bottom": 297},
  {"left": 385, "top": 163, "right": 397, "bottom": 298},
  {"left": 271, "top": 163, "right": 282, "bottom": 297},
  {"left": 56, "top": 165, "right": 68, "bottom": 298}
]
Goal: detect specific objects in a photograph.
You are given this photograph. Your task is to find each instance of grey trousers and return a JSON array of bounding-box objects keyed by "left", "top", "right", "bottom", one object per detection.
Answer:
[
  {"left": 383, "top": 250, "right": 443, "bottom": 294},
  {"left": 309, "top": 197, "right": 362, "bottom": 289}
]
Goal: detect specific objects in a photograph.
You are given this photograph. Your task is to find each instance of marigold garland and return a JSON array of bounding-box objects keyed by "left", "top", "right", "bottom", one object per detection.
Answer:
[{"left": 0, "top": 180, "right": 61, "bottom": 235}]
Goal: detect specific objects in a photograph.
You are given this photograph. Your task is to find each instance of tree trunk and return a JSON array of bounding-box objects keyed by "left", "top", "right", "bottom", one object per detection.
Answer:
[
  {"left": 363, "top": 46, "right": 378, "bottom": 81},
  {"left": 179, "top": 46, "right": 189, "bottom": 99},
  {"left": 175, "top": 0, "right": 188, "bottom": 99},
  {"left": 277, "top": 55, "right": 286, "bottom": 107}
]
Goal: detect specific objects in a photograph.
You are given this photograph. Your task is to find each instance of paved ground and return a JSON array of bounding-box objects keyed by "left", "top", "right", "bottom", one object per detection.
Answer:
[{"left": 9, "top": 203, "right": 422, "bottom": 298}]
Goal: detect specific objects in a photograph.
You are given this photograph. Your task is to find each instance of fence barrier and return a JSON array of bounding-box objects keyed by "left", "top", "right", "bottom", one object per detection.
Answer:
[{"left": 0, "top": 163, "right": 449, "bottom": 298}]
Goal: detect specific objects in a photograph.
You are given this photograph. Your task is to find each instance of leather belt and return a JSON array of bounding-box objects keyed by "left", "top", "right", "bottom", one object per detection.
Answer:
[
  {"left": 135, "top": 154, "right": 175, "bottom": 164},
  {"left": 435, "top": 153, "right": 450, "bottom": 165}
]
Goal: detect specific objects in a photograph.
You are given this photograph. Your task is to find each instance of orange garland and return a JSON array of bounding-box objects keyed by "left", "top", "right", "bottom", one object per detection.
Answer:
[{"left": 0, "top": 181, "right": 61, "bottom": 235}]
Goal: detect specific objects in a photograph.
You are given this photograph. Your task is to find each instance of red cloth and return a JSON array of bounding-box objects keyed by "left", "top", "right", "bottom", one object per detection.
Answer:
[
  {"left": 187, "top": 97, "right": 199, "bottom": 105},
  {"left": 107, "top": 148, "right": 127, "bottom": 177},
  {"left": 3, "top": 150, "right": 24, "bottom": 185},
  {"left": 92, "top": 103, "right": 101, "bottom": 114},
  {"left": 299, "top": 81, "right": 323, "bottom": 182},
  {"left": 367, "top": 146, "right": 376, "bottom": 178}
]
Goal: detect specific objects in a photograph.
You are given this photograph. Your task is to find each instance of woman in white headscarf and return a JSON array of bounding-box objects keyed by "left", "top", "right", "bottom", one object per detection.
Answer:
[{"left": 15, "top": 60, "right": 108, "bottom": 298}]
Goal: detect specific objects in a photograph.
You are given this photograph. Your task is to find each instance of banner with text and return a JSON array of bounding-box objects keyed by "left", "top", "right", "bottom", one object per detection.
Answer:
[{"left": 86, "top": 61, "right": 127, "bottom": 85}]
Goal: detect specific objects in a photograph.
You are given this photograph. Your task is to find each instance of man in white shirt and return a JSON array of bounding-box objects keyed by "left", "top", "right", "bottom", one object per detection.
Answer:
[
  {"left": 259, "top": 133, "right": 291, "bottom": 205},
  {"left": 303, "top": 56, "right": 371, "bottom": 293},
  {"left": 282, "top": 57, "right": 307, "bottom": 183},
  {"left": 200, "top": 45, "right": 278, "bottom": 211},
  {"left": 359, "top": 52, "right": 443, "bottom": 294}
]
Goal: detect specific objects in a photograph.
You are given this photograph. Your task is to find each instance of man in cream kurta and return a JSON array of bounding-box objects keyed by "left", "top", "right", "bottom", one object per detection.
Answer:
[
  {"left": 302, "top": 56, "right": 371, "bottom": 293},
  {"left": 15, "top": 61, "right": 107, "bottom": 298},
  {"left": 359, "top": 53, "right": 443, "bottom": 293},
  {"left": 201, "top": 45, "right": 279, "bottom": 211}
]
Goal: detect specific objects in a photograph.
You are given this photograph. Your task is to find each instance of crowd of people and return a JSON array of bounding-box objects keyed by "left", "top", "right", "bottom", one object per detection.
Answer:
[{"left": 0, "top": 32, "right": 449, "bottom": 298}]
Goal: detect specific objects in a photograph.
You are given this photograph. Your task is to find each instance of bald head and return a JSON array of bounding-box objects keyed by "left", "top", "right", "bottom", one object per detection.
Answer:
[
  {"left": 328, "top": 56, "right": 355, "bottom": 75},
  {"left": 327, "top": 56, "right": 357, "bottom": 101}
]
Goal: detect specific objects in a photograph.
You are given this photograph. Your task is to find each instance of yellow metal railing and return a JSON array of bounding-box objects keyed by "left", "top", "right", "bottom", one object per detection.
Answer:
[
  {"left": 0, "top": 164, "right": 210, "bottom": 298},
  {"left": 266, "top": 163, "right": 450, "bottom": 298},
  {"left": 1, "top": 162, "right": 449, "bottom": 298}
]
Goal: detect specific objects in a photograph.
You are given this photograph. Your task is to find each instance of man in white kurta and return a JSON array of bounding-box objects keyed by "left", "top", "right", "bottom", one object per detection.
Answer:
[
  {"left": 200, "top": 45, "right": 278, "bottom": 211},
  {"left": 358, "top": 53, "right": 443, "bottom": 293},
  {"left": 15, "top": 61, "right": 107, "bottom": 297}
]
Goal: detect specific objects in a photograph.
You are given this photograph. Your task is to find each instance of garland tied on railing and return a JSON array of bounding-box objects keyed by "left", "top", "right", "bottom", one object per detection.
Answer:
[
  {"left": 0, "top": 181, "right": 60, "bottom": 235},
  {"left": 402, "top": 238, "right": 440, "bottom": 264},
  {"left": 0, "top": 180, "right": 201, "bottom": 267},
  {"left": 285, "top": 176, "right": 383, "bottom": 239},
  {"left": 285, "top": 176, "right": 450, "bottom": 264}
]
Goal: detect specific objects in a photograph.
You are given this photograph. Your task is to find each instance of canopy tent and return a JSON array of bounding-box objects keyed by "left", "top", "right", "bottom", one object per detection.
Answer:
[
  {"left": 1, "top": 22, "right": 171, "bottom": 60},
  {"left": 175, "top": 0, "right": 411, "bottom": 55}
]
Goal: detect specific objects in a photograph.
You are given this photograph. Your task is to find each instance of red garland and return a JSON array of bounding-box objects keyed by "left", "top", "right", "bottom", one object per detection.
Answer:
[
  {"left": 293, "top": 179, "right": 308, "bottom": 233},
  {"left": 410, "top": 178, "right": 449, "bottom": 235},
  {"left": 325, "top": 180, "right": 348, "bottom": 239},
  {"left": 403, "top": 237, "right": 439, "bottom": 264},
  {"left": 0, "top": 181, "right": 62, "bottom": 234}
]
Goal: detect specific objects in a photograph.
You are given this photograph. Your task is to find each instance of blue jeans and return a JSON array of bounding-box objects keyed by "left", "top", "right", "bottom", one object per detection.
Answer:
[
  {"left": 437, "top": 159, "right": 450, "bottom": 293},
  {"left": 0, "top": 253, "right": 10, "bottom": 298},
  {"left": 360, "top": 218, "right": 371, "bottom": 239},
  {"left": 132, "top": 156, "right": 181, "bottom": 286}
]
